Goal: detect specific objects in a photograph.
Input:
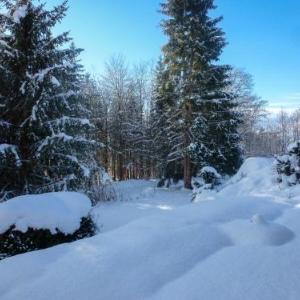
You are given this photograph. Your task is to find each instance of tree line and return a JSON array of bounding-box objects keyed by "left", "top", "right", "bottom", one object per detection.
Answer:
[{"left": 244, "top": 109, "right": 300, "bottom": 157}]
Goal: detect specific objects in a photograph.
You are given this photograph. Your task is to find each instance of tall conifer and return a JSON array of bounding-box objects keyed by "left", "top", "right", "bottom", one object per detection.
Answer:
[
  {"left": 0, "top": 0, "right": 102, "bottom": 200},
  {"left": 160, "top": 0, "right": 242, "bottom": 187}
]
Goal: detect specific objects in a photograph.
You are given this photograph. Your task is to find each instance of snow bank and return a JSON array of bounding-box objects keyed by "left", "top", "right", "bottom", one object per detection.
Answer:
[
  {"left": 0, "top": 192, "right": 92, "bottom": 234},
  {"left": 221, "top": 157, "right": 276, "bottom": 196},
  {"left": 230, "top": 157, "right": 274, "bottom": 187},
  {"left": 194, "top": 157, "right": 275, "bottom": 203}
]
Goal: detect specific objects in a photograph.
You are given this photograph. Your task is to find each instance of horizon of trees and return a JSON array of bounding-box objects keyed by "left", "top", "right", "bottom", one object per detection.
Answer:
[{"left": 84, "top": 54, "right": 300, "bottom": 179}]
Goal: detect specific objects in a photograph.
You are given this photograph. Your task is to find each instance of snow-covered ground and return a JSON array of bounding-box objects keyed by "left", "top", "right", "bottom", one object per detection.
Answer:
[{"left": 1, "top": 158, "right": 300, "bottom": 300}]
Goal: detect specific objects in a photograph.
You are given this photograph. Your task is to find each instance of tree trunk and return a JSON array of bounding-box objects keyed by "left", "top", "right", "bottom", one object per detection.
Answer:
[
  {"left": 112, "top": 152, "right": 116, "bottom": 181},
  {"left": 183, "top": 149, "right": 192, "bottom": 189},
  {"left": 118, "top": 153, "right": 124, "bottom": 181},
  {"left": 183, "top": 102, "right": 193, "bottom": 189}
]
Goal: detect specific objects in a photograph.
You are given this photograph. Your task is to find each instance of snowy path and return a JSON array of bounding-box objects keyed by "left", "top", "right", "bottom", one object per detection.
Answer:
[{"left": 1, "top": 158, "right": 300, "bottom": 300}]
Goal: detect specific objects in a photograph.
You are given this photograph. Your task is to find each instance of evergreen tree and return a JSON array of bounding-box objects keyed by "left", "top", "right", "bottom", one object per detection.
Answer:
[
  {"left": 189, "top": 67, "right": 242, "bottom": 175},
  {"left": 160, "top": 0, "right": 242, "bottom": 187},
  {"left": 150, "top": 58, "right": 182, "bottom": 185},
  {"left": 0, "top": 0, "right": 102, "bottom": 201}
]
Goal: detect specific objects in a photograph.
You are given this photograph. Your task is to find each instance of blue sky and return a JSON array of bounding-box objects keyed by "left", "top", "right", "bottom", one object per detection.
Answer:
[{"left": 47, "top": 0, "right": 300, "bottom": 110}]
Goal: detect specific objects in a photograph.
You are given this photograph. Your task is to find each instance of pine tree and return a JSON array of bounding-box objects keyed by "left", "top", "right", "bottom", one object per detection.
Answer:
[
  {"left": 160, "top": 0, "right": 242, "bottom": 186},
  {"left": 150, "top": 58, "right": 182, "bottom": 185},
  {"left": 0, "top": 0, "right": 102, "bottom": 201}
]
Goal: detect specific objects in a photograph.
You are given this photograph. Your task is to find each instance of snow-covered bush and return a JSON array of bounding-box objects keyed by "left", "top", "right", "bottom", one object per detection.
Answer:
[
  {"left": 276, "top": 141, "right": 300, "bottom": 186},
  {"left": 0, "top": 192, "right": 95, "bottom": 259},
  {"left": 198, "top": 166, "right": 221, "bottom": 189},
  {"left": 90, "top": 183, "right": 117, "bottom": 204},
  {"left": 88, "top": 173, "right": 117, "bottom": 204},
  {"left": 192, "top": 166, "right": 221, "bottom": 201}
]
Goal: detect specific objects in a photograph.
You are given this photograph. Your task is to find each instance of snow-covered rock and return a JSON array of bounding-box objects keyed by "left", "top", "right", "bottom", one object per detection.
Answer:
[{"left": 0, "top": 192, "right": 92, "bottom": 235}]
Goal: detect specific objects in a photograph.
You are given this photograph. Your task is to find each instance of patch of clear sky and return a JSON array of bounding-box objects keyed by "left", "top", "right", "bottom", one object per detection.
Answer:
[{"left": 46, "top": 0, "right": 300, "bottom": 109}]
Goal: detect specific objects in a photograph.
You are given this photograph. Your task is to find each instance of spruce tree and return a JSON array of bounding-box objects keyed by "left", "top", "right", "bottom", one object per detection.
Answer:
[
  {"left": 150, "top": 58, "right": 182, "bottom": 185},
  {"left": 160, "top": 0, "right": 242, "bottom": 187},
  {"left": 0, "top": 0, "right": 102, "bottom": 200},
  {"left": 190, "top": 69, "right": 242, "bottom": 175}
]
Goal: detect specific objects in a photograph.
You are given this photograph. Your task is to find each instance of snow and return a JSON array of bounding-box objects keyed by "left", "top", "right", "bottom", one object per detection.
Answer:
[
  {"left": 200, "top": 165, "right": 221, "bottom": 177},
  {"left": 222, "top": 214, "right": 294, "bottom": 246},
  {"left": 19, "top": 81, "right": 26, "bottom": 94},
  {"left": 36, "top": 133, "right": 74, "bottom": 154},
  {"left": 47, "top": 116, "right": 92, "bottom": 129},
  {"left": 1, "top": 158, "right": 300, "bottom": 299},
  {"left": 12, "top": 5, "right": 28, "bottom": 24},
  {"left": 51, "top": 76, "right": 60, "bottom": 87},
  {"left": 0, "top": 192, "right": 92, "bottom": 235},
  {"left": 0, "top": 144, "right": 21, "bottom": 166},
  {"left": 80, "top": 164, "right": 91, "bottom": 177},
  {"left": 36, "top": 132, "right": 96, "bottom": 157},
  {"left": 0, "top": 120, "right": 11, "bottom": 127},
  {"left": 26, "top": 64, "right": 68, "bottom": 83},
  {"left": 0, "top": 144, "right": 15, "bottom": 153},
  {"left": 287, "top": 141, "right": 300, "bottom": 152}
]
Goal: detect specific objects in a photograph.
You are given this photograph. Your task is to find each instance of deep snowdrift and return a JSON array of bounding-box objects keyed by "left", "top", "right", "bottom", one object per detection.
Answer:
[{"left": 1, "top": 158, "right": 300, "bottom": 300}]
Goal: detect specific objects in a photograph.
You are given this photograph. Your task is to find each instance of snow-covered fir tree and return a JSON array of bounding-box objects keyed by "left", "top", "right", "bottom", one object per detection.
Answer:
[
  {"left": 189, "top": 65, "right": 243, "bottom": 175},
  {"left": 0, "top": 0, "right": 102, "bottom": 201},
  {"left": 150, "top": 58, "right": 182, "bottom": 185},
  {"left": 160, "top": 0, "right": 242, "bottom": 187}
]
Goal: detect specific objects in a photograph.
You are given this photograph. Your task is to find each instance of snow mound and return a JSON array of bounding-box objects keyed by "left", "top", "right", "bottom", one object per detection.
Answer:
[
  {"left": 234, "top": 157, "right": 273, "bottom": 181},
  {"left": 220, "top": 157, "right": 276, "bottom": 197},
  {"left": 0, "top": 192, "right": 92, "bottom": 234},
  {"left": 222, "top": 214, "right": 294, "bottom": 246}
]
